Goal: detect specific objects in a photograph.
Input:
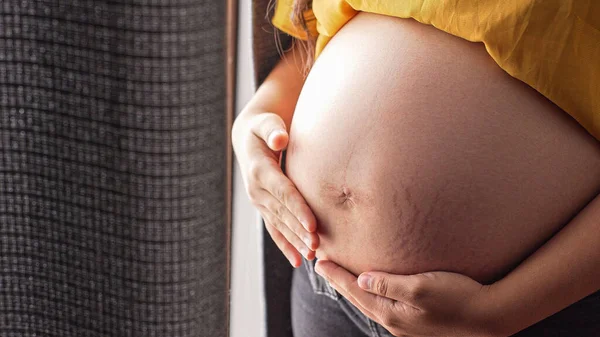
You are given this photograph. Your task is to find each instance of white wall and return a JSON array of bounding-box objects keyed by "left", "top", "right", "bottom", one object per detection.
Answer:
[{"left": 229, "top": 0, "right": 265, "bottom": 335}]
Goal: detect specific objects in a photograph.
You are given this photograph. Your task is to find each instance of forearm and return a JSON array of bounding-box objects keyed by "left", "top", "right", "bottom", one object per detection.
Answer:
[
  {"left": 233, "top": 42, "right": 306, "bottom": 133},
  {"left": 486, "top": 192, "right": 600, "bottom": 336}
]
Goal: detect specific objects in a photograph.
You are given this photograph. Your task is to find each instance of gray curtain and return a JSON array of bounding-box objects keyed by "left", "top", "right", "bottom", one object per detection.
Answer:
[{"left": 0, "top": 1, "right": 228, "bottom": 336}]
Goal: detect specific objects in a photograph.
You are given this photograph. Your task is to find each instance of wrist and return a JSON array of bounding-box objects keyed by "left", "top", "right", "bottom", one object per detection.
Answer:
[{"left": 473, "top": 284, "right": 512, "bottom": 337}]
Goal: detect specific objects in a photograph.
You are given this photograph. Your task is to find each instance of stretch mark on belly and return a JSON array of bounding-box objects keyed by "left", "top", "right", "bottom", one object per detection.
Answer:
[{"left": 388, "top": 181, "right": 442, "bottom": 260}]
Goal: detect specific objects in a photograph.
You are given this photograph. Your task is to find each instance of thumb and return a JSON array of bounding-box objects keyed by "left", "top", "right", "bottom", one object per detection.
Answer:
[
  {"left": 358, "top": 272, "right": 397, "bottom": 298},
  {"left": 358, "top": 272, "right": 428, "bottom": 303},
  {"left": 251, "top": 112, "right": 289, "bottom": 151}
]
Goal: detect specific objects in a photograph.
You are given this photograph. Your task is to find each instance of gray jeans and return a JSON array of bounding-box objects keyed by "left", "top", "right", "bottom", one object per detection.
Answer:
[{"left": 291, "top": 258, "right": 394, "bottom": 337}]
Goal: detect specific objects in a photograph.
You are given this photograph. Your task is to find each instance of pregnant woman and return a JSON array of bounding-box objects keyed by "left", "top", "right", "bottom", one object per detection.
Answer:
[{"left": 232, "top": 1, "right": 600, "bottom": 336}]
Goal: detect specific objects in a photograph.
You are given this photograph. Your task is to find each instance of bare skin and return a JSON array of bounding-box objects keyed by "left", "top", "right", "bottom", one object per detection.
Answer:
[
  {"left": 284, "top": 13, "right": 600, "bottom": 283},
  {"left": 232, "top": 41, "right": 318, "bottom": 268},
  {"left": 232, "top": 11, "right": 600, "bottom": 336}
]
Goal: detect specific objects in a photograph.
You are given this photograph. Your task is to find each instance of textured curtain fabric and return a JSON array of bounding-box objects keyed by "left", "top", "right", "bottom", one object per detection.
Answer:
[
  {"left": 0, "top": 1, "right": 227, "bottom": 336},
  {"left": 250, "top": 0, "right": 295, "bottom": 336}
]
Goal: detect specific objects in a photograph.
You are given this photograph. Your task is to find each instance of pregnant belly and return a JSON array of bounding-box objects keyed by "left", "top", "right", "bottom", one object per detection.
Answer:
[{"left": 285, "top": 13, "right": 600, "bottom": 283}]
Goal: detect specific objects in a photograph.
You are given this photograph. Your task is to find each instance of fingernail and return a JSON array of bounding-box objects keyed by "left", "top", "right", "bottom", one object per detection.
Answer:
[
  {"left": 300, "top": 220, "right": 310, "bottom": 231},
  {"left": 303, "top": 236, "right": 312, "bottom": 248},
  {"left": 299, "top": 247, "right": 309, "bottom": 259},
  {"left": 358, "top": 274, "right": 372, "bottom": 289},
  {"left": 267, "top": 130, "right": 285, "bottom": 147}
]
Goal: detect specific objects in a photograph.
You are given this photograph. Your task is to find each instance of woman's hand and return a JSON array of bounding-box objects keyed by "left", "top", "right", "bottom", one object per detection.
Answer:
[
  {"left": 232, "top": 110, "right": 319, "bottom": 267},
  {"left": 314, "top": 260, "right": 500, "bottom": 337}
]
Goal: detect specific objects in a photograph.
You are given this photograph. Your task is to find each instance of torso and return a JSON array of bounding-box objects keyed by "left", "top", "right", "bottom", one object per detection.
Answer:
[{"left": 285, "top": 13, "right": 600, "bottom": 283}]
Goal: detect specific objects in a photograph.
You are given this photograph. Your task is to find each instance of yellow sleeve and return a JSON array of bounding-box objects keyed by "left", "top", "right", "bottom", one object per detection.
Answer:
[{"left": 271, "top": 0, "right": 318, "bottom": 40}]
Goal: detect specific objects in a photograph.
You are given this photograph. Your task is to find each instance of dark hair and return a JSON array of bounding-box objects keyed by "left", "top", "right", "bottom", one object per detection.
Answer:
[{"left": 270, "top": 0, "right": 317, "bottom": 76}]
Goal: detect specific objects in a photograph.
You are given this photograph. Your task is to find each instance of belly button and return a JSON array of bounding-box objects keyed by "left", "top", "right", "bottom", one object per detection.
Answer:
[{"left": 339, "top": 186, "right": 355, "bottom": 207}]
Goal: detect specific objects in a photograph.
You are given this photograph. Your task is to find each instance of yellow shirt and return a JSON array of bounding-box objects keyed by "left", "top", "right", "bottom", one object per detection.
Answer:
[{"left": 272, "top": 0, "right": 600, "bottom": 141}]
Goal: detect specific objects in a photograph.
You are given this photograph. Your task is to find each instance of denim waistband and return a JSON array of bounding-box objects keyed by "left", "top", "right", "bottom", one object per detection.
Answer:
[
  {"left": 303, "top": 258, "right": 340, "bottom": 301},
  {"left": 303, "top": 258, "right": 394, "bottom": 337}
]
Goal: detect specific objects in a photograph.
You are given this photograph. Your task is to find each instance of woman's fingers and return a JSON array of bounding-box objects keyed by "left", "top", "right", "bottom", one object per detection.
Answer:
[
  {"left": 258, "top": 187, "right": 319, "bottom": 251},
  {"left": 257, "top": 159, "right": 318, "bottom": 234},
  {"left": 246, "top": 126, "right": 318, "bottom": 236},
  {"left": 358, "top": 271, "right": 434, "bottom": 306},
  {"left": 250, "top": 112, "right": 289, "bottom": 151},
  {"left": 315, "top": 260, "right": 419, "bottom": 335},
  {"left": 259, "top": 205, "right": 316, "bottom": 261},
  {"left": 241, "top": 112, "right": 319, "bottom": 261},
  {"left": 315, "top": 260, "right": 383, "bottom": 310},
  {"left": 246, "top": 144, "right": 319, "bottom": 245},
  {"left": 314, "top": 261, "right": 380, "bottom": 322},
  {"left": 263, "top": 216, "right": 303, "bottom": 268}
]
